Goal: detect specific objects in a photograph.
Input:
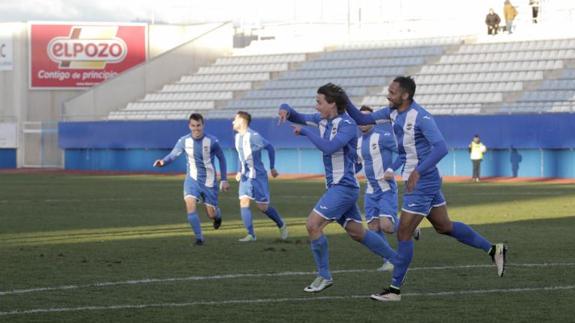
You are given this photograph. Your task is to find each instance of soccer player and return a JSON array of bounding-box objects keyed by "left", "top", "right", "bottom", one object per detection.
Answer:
[
  {"left": 278, "top": 83, "right": 398, "bottom": 293},
  {"left": 153, "top": 113, "right": 229, "bottom": 246},
  {"left": 344, "top": 76, "right": 507, "bottom": 302},
  {"left": 357, "top": 105, "right": 421, "bottom": 272},
  {"left": 233, "top": 111, "right": 288, "bottom": 242}
]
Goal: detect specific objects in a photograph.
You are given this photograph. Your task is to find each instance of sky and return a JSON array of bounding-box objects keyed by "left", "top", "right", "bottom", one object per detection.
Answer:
[
  {"left": 0, "top": 0, "right": 345, "bottom": 25},
  {"left": 1, "top": 0, "right": 574, "bottom": 27},
  {"left": 0, "top": 0, "right": 494, "bottom": 26}
]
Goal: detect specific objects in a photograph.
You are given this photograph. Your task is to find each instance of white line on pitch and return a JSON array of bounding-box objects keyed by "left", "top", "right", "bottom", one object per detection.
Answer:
[
  {"left": 1, "top": 285, "right": 574, "bottom": 317},
  {"left": 1, "top": 262, "right": 574, "bottom": 296}
]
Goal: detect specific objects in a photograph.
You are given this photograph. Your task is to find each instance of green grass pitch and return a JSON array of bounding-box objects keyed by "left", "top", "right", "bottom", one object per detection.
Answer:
[{"left": 1, "top": 173, "right": 575, "bottom": 322}]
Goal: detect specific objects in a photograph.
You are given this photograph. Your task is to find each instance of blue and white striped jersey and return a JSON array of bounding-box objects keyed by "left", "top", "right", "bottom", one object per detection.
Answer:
[
  {"left": 235, "top": 128, "right": 275, "bottom": 179},
  {"left": 162, "top": 133, "right": 227, "bottom": 187},
  {"left": 357, "top": 123, "right": 398, "bottom": 194},
  {"left": 283, "top": 106, "right": 359, "bottom": 188},
  {"left": 370, "top": 101, "right": 446, "bottom": 181}
]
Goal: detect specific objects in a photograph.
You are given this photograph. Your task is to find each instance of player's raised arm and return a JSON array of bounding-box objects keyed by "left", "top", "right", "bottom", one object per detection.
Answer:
[
  {"left": 343, "top": 93, "right": 377, "bottom": 125},
  {"left": 279, "top": 103, "right": 320, "bottom": 127}
]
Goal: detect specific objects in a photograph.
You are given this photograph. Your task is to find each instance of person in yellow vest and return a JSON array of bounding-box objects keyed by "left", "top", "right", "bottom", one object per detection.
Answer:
[
  {"left": 504, "top": 0, "right": 518, "bottom": 34},
  {"left": 469, "top": 135, "right": 487, "bottom": 182}
]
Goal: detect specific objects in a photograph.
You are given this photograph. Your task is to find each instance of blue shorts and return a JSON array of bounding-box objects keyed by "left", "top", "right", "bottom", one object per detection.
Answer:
[
  {"left": 402, "top": 177, "right": 446, "bottom": 216},
  {"left": 238, "top": 176, "right": 270, "bottom": 203},
  {"left": 313, "top": 185, "right": 362, "bottom": 227},
  {"left": 183, "top": 177, "right": 218, "bottom": 207},
  {"left": 364, "top": 189, "right": 398, "bottom": 225}
]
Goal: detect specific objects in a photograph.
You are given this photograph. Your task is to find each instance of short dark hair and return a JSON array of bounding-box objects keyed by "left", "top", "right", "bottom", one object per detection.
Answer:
[
  {"left": 393, "top": 76, "right": 416, "bottom": 101},
  {"left": 360, "top": 105, "right": 373, "bottom": 113},
  {"left": 236, "top": 111, "right": 252, "bottom": 125},
  {"left": 317, "top": 83, "right": 346, "bottom": 114},
  {"left": 189, "top": 113, "right": 204, "bottom": 124}
]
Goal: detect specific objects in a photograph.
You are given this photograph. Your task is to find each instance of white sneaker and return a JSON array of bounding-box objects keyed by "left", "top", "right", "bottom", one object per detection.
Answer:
[
  {"left": 377, "top": 261, "right": 394, "bottom": 272},
  {"left": 491, "top": 243, "right": 508, "bottom": 277},
  {"left": 279, "top": 224, "right": 288, "bottom": 240},
  {"left": 370, "top": 288, "right": 401, "bottom": 302},
  {"left": 304, "top": 276, "right": 333, "bottom": 293},
  {"left": 413, "top": 227, "right": 421, "bottom": 241},
  {"left": 238, "top": 234, "right": 256, "bottom": 242}
]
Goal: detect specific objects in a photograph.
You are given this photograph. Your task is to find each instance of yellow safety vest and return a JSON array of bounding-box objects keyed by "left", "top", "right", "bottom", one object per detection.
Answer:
[{"left": 470, "top": 142, "right": 486, "bottom": 160}]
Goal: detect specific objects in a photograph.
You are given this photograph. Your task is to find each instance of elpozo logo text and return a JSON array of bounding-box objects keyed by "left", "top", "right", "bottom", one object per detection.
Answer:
[{"left": 46, "top": 26, "right": 128, "bottom": 69}]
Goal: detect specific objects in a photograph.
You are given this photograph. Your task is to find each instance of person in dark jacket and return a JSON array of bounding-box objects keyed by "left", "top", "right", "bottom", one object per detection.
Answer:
[
  {"left": 529, "top": 0, "right": 540, "bottom": 23},
  {"left": 485, "top": 8, "right": 501, "bottom": 35}
]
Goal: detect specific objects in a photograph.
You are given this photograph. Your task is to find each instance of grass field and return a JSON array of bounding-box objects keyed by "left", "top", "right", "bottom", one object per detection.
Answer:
[{"left": 1, "top": 173, "right": 575, "bottom": 322}]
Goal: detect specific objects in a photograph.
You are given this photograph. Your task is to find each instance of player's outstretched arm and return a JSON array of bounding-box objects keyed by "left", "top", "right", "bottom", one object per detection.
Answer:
[
  {"left": 155, "top": 139, "right": 184, "bottom": 167},
  {"left": 343, "top": 93, "right": 376, "bottom": 125},
  {"left": 279, "top": 103, "right": 319, "bottom": 126},
  {"left": 294, "top": 122, "right": 355, "bottom": 155}
]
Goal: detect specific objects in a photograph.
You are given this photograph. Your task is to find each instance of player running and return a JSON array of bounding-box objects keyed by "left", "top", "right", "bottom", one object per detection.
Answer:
[
  {"left": 345, "top": 76, "right": 507, "bottom": 302},
  {"left": 153, "top": 113, "right": 229, "bottom": 246},
  {"left": 233, "top": 111, "right": 288, "bottom": 242},
  {"left": 356, "top": 105, "right": 420, "bottom": 272},
  {"left": 278, "top": 83, "right": 398, "bottom": 293}
]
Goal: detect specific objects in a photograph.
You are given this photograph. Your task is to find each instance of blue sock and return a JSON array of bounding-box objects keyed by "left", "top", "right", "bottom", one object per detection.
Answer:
[
  {"left": 187, "top": 212, "right": 203, "bottom": 241},
  {"left": 391, "top": 240, "right": 414, "bottom": 288},
  {"left": 215, "top": 207, "right": 222, "bottom": 220},
  {"left": 310, "top": 235, "right": 331, "bottom": 280},
  {"left": 374, "top": 229, "right": 390, "bottom": 262},
  {"left": 374, "top": 229, "right": 386, "bottom": 240},
  {"left": 361, "top": 230, "right": 397, "bottom": 261},
  {"left": 240, "top": 207, "right": 255, "bottom": 236},
  {"left": 263, "top": 206, "right": 284, "bottom": 228},
  {"left": 449, "top": 221, "right": 492, "bottom": 252}
]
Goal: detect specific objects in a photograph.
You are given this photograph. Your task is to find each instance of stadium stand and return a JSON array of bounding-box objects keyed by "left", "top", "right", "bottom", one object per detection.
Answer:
[{"left": 108, "top": 37, "right": 575, "bottom": 120}]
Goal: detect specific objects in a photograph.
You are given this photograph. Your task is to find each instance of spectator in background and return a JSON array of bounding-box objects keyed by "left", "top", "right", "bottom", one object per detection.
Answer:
[
  {"left": 469, "top": 134, "right": 487, "bottom": 182},
  {"left": 510, "top": 146, "right": 522, "bottom": 177},
  {"left": 529, "top": 0, "right": 540, "bottom": 23},
  {"left": 503, "top": 0, "right": 518, "bottom": 34},
  {"left": 485, "top": 8, "right": 501, "bottom": 35}
]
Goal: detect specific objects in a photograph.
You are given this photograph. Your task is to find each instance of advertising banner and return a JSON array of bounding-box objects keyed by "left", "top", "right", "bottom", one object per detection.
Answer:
[{"left": 29, "top": 23, "right": 147, "bottom": 89}]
